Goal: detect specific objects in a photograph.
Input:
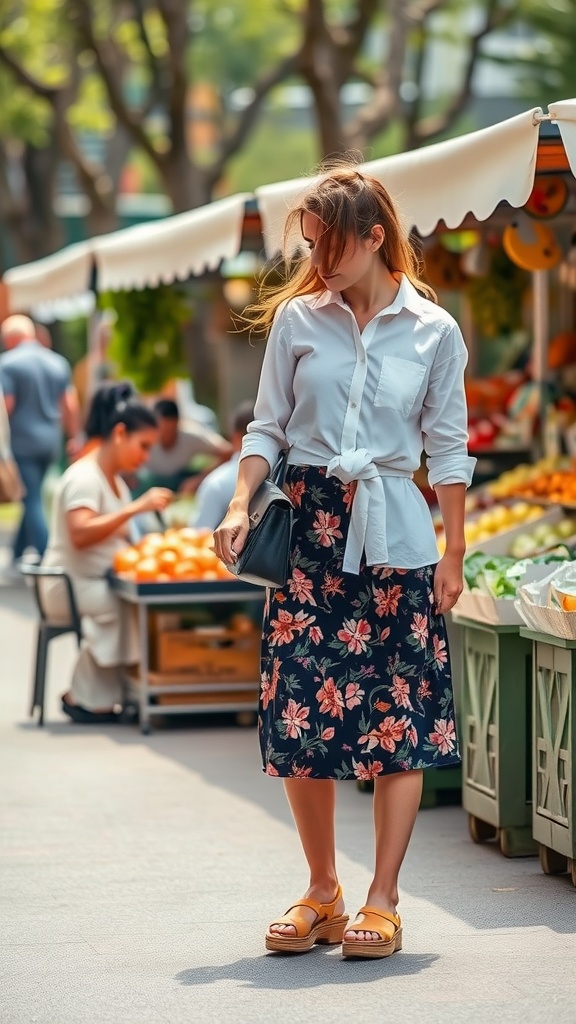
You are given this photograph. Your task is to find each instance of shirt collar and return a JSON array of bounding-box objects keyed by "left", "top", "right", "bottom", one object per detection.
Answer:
[{"left": 307, "top": 274, "right": 427, "bottom": 318}]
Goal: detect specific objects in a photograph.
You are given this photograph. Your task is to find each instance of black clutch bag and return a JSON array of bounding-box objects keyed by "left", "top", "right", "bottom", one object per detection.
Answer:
[{"left": 226, "top": 452, "right": 294, "bottom": 589}]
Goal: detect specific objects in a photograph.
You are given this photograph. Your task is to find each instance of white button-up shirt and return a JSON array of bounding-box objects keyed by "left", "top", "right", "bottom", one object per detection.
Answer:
[{"left": 241, "top": 275, "right": 476, "bottom": 573}]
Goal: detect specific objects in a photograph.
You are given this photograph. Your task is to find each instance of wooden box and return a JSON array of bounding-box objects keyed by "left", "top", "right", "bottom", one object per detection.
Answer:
[{"left": 155, "top": 626, "right": 260, "bottom": 683}]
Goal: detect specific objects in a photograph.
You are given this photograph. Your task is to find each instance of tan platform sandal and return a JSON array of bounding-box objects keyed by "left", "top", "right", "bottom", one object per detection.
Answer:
[
  {"left": 265, "top": 885, "right": 349, "bottom": 953},
  {"left": 341, "top": 906, "right": 402, "bottom": 959}
]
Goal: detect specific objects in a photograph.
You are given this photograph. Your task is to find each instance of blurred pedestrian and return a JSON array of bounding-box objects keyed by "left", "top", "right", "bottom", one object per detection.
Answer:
[
  {"left": 41, "top": 389, "right": 171, "bottom": 723},
  {"left": 138, "top": 398, "right": 232, "bottom": 496},
  {"left": 192, "top": 400, "right": 254, "bottom": 530},
  {"left": 0, "top": 315, "right": 80, "bottom": 564}
]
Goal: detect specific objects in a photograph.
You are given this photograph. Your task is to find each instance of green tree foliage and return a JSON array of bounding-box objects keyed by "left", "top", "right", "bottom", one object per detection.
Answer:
[{"left": 99, "top": 284, "right": 191, "bottom": 392}]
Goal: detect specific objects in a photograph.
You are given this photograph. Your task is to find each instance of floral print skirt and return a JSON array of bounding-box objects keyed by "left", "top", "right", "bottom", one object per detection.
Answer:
[{"left": 259, "top": 466, "right": 461, "bottom": 780}]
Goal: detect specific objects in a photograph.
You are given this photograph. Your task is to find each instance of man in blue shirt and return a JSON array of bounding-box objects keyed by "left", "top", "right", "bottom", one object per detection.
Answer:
[
  {"left": 192, "top": 400, "right": 254, "bottom": 530},
  {"left": 0, "top": 315, "right": 79, "bottom": 562}
]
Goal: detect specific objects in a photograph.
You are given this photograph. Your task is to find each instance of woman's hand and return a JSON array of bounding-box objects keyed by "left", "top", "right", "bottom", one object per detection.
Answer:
[
  {"left": 134, "top": 487, "right": 173, "bottom": 515},
  {"left": 433, "top": 552, "right": 464, "bottom": 615},
  {"left": 213, "top": 507, "right": 250, "bottom": 567}
]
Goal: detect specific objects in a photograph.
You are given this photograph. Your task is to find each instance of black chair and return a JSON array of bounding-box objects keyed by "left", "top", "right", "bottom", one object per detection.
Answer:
[{"left": 19, "top": 565, "right": 83, "bottom": 726}]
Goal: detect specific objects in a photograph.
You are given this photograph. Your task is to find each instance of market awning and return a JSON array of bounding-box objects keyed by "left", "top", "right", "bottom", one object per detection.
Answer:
[
  {"left": 256, "top": 108, "right": 542, "bottom": 255},
  {"left": 549, "top": 98, "right": 576, "bottom": 178},
  {"left": 2, "top": 241, "right": 93, "bottom": 312},
  {"left": 92, "top": 193, "right": 251, "bottom": 292}
]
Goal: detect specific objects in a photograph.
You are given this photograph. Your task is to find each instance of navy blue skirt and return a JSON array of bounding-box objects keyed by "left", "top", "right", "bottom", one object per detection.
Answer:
[{"left": 259, "top": 466, "right": 461, "bottom": 780}]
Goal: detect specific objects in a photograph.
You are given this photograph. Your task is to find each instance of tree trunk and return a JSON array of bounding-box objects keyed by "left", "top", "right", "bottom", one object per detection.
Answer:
[{"left": 299, "top": 0, "right": 347, "bottom": 157}]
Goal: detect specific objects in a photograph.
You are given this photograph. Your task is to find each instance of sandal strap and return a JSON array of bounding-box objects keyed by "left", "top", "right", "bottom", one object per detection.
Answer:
[
  {"left": 269, "top": 885, "right": 343, "bottom": 936},
  {"left": 354, "top": 905, "right": 399, "bottom": 929},
  {"left": 348, "top": 906, "right": 401, "bottom": 933}
]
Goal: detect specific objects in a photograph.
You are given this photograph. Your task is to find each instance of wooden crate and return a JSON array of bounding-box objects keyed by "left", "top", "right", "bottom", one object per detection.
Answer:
[
  {"left": 155, "top": 626, "right": 260, "bottom": 682},
  {"left": 156, "top": 687, "right": 258, "bottom": 707}
]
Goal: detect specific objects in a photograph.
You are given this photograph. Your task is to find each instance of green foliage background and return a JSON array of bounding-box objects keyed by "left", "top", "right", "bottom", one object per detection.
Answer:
[{"left": 99, "top": 285, "right": 191, "bottom": 392}]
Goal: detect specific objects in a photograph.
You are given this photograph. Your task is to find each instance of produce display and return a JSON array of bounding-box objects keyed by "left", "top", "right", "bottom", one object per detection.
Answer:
[
  {"left": 509, "top": 469, "right": 576, "bottom": 506},
  {"left": 485, "top": 457, "right": 566, "bottom": 501},
  {"left": 464, "top": 549, "right": 573, "bottom": 600},
  {"left": 113, "top": 528, "right": 234, "bottom": 582}
]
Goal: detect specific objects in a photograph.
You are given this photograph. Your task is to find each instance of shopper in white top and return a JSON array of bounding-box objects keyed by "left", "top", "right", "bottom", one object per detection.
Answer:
[
  {"left": 42, "top": 391, "right": 171, "bottom": 723},
  {"left": 214, "top": 167, "right": 475, "bottom": 959}
]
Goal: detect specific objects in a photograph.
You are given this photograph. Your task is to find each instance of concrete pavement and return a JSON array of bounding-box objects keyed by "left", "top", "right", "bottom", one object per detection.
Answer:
[{"left": 1, "top": 578, "right": 576, "bottom": 1024}]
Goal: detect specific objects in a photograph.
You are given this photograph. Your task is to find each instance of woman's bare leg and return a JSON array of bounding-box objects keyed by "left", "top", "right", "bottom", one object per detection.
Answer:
[
  {"left": 344, "top": 769, "right": 423, "bottom": 942},
  {"left": 269, "top": 778, "right": 344, "bottom": 935}
]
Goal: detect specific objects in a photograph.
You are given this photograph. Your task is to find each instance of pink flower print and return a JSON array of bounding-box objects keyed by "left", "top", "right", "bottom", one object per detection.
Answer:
[
  {"left": 358, "top": 728, "right": 381, "bottom": 752},
  {"left": 373, "top": 584, "right": 403, "bottom": 617},
  {"left": 288, "top": 479, "right": 306, "bottom": 507},
  {"left": 269, "top": 609, "right": 315, "bottom": 646},
  {"left": 261, "top": 656, "right": 281, "bottom": 710},
  {"left": 390, "top": 674, "right": 413, "bottom": 710},
  {"left": 292, "top": 764, "right": 313, "bottom": 777},
  {"left": 342, "top": 481, "right": 356, "bottom": 513},
  {"left": 321, "top": 727, "right": 335, "bottom": 741},
  {"left": 353, "top": 759, "right": 384, "bottom": 781},
  {"left": 428, "top": 718, "right": 456, "bottom": 755},
  {"left": 288, "top": 567, "right": 317, "bottom": 606},
  {"left": 373, "top": 715, "right": 409, "bottom": 753},
  {"left": 269, "top": 609, "right": 298, "bottom": 646},
  {"left": 337, "top": 617, "right": 371, "bottom": 654},
  {"left": 345, "top": 682, "right": 365, "bottom": 710},
  {"left": 316, "top": 677, "right": 345, "bottom": 720},
  {"left": 282, "top": 699, "right": 311, "bottom": 739},
  {"left": 411, "top": 612, "right": 429, "bottom": 648},
  {"left": 321, "top": 572, "right": 345, "bottom": 598},
  {"left": 265, "top": 763, "right": 279, "bottom": 776},
  {"left": 432, "top": 633, "right": 448, "bottom": 668},
  {"left": 417, "top": 678, "right": 432, "bottom": 700},
  {"left": 260, "top": 673, "right": 276, "bottom": 711},
  {"left": 309, "top": 625, "right": 324, "bottom": 645},
  {"left": 312, "top": 510, "right": 343, "bottom": 547},
  {"left": 406, "top": 721, "right": 418, "bottom": 747}
]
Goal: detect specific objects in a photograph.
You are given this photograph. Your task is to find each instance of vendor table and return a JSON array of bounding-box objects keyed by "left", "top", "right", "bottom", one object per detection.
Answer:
[
  {"left": 519, "top": 628, "right": 576, "bottom": 885},
  {"left": 111, "top": 576, "right": 265, "bottom": 734},
  {"left": 453, "top": 615, "right": 536, "bottom": 857}
]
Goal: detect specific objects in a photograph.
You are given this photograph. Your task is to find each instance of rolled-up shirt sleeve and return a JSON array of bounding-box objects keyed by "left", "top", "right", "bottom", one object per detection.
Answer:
[
  {"left": 240, "top": 306, "right": 296, "bottom": 471},
  {"left": 422, "top": 325, "right": 476, "bottom": 488}
]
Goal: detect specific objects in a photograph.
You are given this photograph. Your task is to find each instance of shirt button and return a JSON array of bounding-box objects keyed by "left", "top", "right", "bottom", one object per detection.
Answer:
[{"left": 351, "top": 401, "right": 357, "bottom": 409}]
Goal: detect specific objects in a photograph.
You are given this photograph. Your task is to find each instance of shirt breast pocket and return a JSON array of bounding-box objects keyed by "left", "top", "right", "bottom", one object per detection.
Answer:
[{"left": 374, "top": 355, "right": 426, "bottom": 416}]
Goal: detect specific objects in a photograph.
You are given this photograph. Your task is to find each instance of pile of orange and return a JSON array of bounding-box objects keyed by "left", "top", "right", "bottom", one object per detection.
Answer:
[
  {"left": 513, "top": 471, "right": 576, "bottom": 506},
  {"left": 113, "top": 528, "right": 235, "bottom": 583}
]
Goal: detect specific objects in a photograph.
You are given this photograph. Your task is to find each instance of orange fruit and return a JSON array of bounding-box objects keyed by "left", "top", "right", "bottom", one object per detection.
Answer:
[
  {"left": 177, "top": 527, "right": 202, "bottom": 544},
  {"left": 113, "top": 547, "right": 141, "bottom": 573},
  {"left": 173, "top": 559, "right": 199, "bottom": 580},
  {"left": 201, "top": 569, "right": 219, "bottom": 582},
  {"left": 561, "top": 594, "right": 576, "bottom": 612},
  {"left": 157, "top": 550, "right": 178, "bottom": 576},
  {"left": 194, "top": 546, "right": 218, "bottom": 570},
  {"left": 135, "top": 557, "right": 159, "bottom": 581}
]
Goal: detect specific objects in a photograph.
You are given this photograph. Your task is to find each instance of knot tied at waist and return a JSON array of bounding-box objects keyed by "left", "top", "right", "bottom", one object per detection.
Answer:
[{"left": 326, "top": 449, "right": 412, "bottom": 575}]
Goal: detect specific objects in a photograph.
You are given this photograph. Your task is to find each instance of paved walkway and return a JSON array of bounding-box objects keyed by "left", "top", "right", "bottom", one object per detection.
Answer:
[{"left": 1, "top": 576, "right": 575, "bottom": 1024}]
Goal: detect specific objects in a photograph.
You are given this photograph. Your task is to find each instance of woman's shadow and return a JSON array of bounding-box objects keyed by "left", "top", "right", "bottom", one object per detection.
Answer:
[{"left": 176, "top": 948, "right": 439, "bottom": 990}]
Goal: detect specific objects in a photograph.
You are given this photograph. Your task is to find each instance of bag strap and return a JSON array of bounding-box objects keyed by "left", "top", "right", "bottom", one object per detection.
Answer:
[{"left": 272, "top": 449, "right": 289, "bottom": 488}]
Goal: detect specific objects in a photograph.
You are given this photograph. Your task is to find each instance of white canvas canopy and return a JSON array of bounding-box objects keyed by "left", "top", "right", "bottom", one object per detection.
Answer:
[{"left": 2, "top": 99, "right": 576, "bottom": 314}]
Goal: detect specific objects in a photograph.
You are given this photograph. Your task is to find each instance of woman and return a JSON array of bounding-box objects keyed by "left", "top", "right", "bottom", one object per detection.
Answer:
[
  {"left": 213, "top": 167, "right": 475, "bottom": 959},
  {"left": 42, "top": 391, "right": 172, "bottom": 724}
]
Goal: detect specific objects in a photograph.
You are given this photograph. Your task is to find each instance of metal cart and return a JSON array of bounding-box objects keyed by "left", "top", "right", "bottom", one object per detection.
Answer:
[{"left": 111, "top": 576, "right": 265, "bottom": 734}]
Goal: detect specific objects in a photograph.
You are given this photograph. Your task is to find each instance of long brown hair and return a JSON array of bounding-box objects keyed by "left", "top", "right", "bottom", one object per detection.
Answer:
[{"left": 246, "top": 166, "right": 435, "bottom": 332}]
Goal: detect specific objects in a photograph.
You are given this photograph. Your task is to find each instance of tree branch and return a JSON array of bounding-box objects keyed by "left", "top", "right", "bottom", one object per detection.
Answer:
[
  {"left": 68, "top": 0, "right": 162, "bottom": 167},
  {"left": 206, "top": 51, "right": 299, "bottom": 189},
  {"left": 131, "top": 0, "right": 164, "bottom": 106},
  {"left": 411, "top": 0, "right": 514, "bottom": 144},
  {"left": 0, "top": 45, "right": 56, "bottom": 99},
  {"left": 346, "top": 0, "right": 410, "bottom": 148},
  {"left": 156, "top": 0, "right": 189, "bottom": 156}
]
